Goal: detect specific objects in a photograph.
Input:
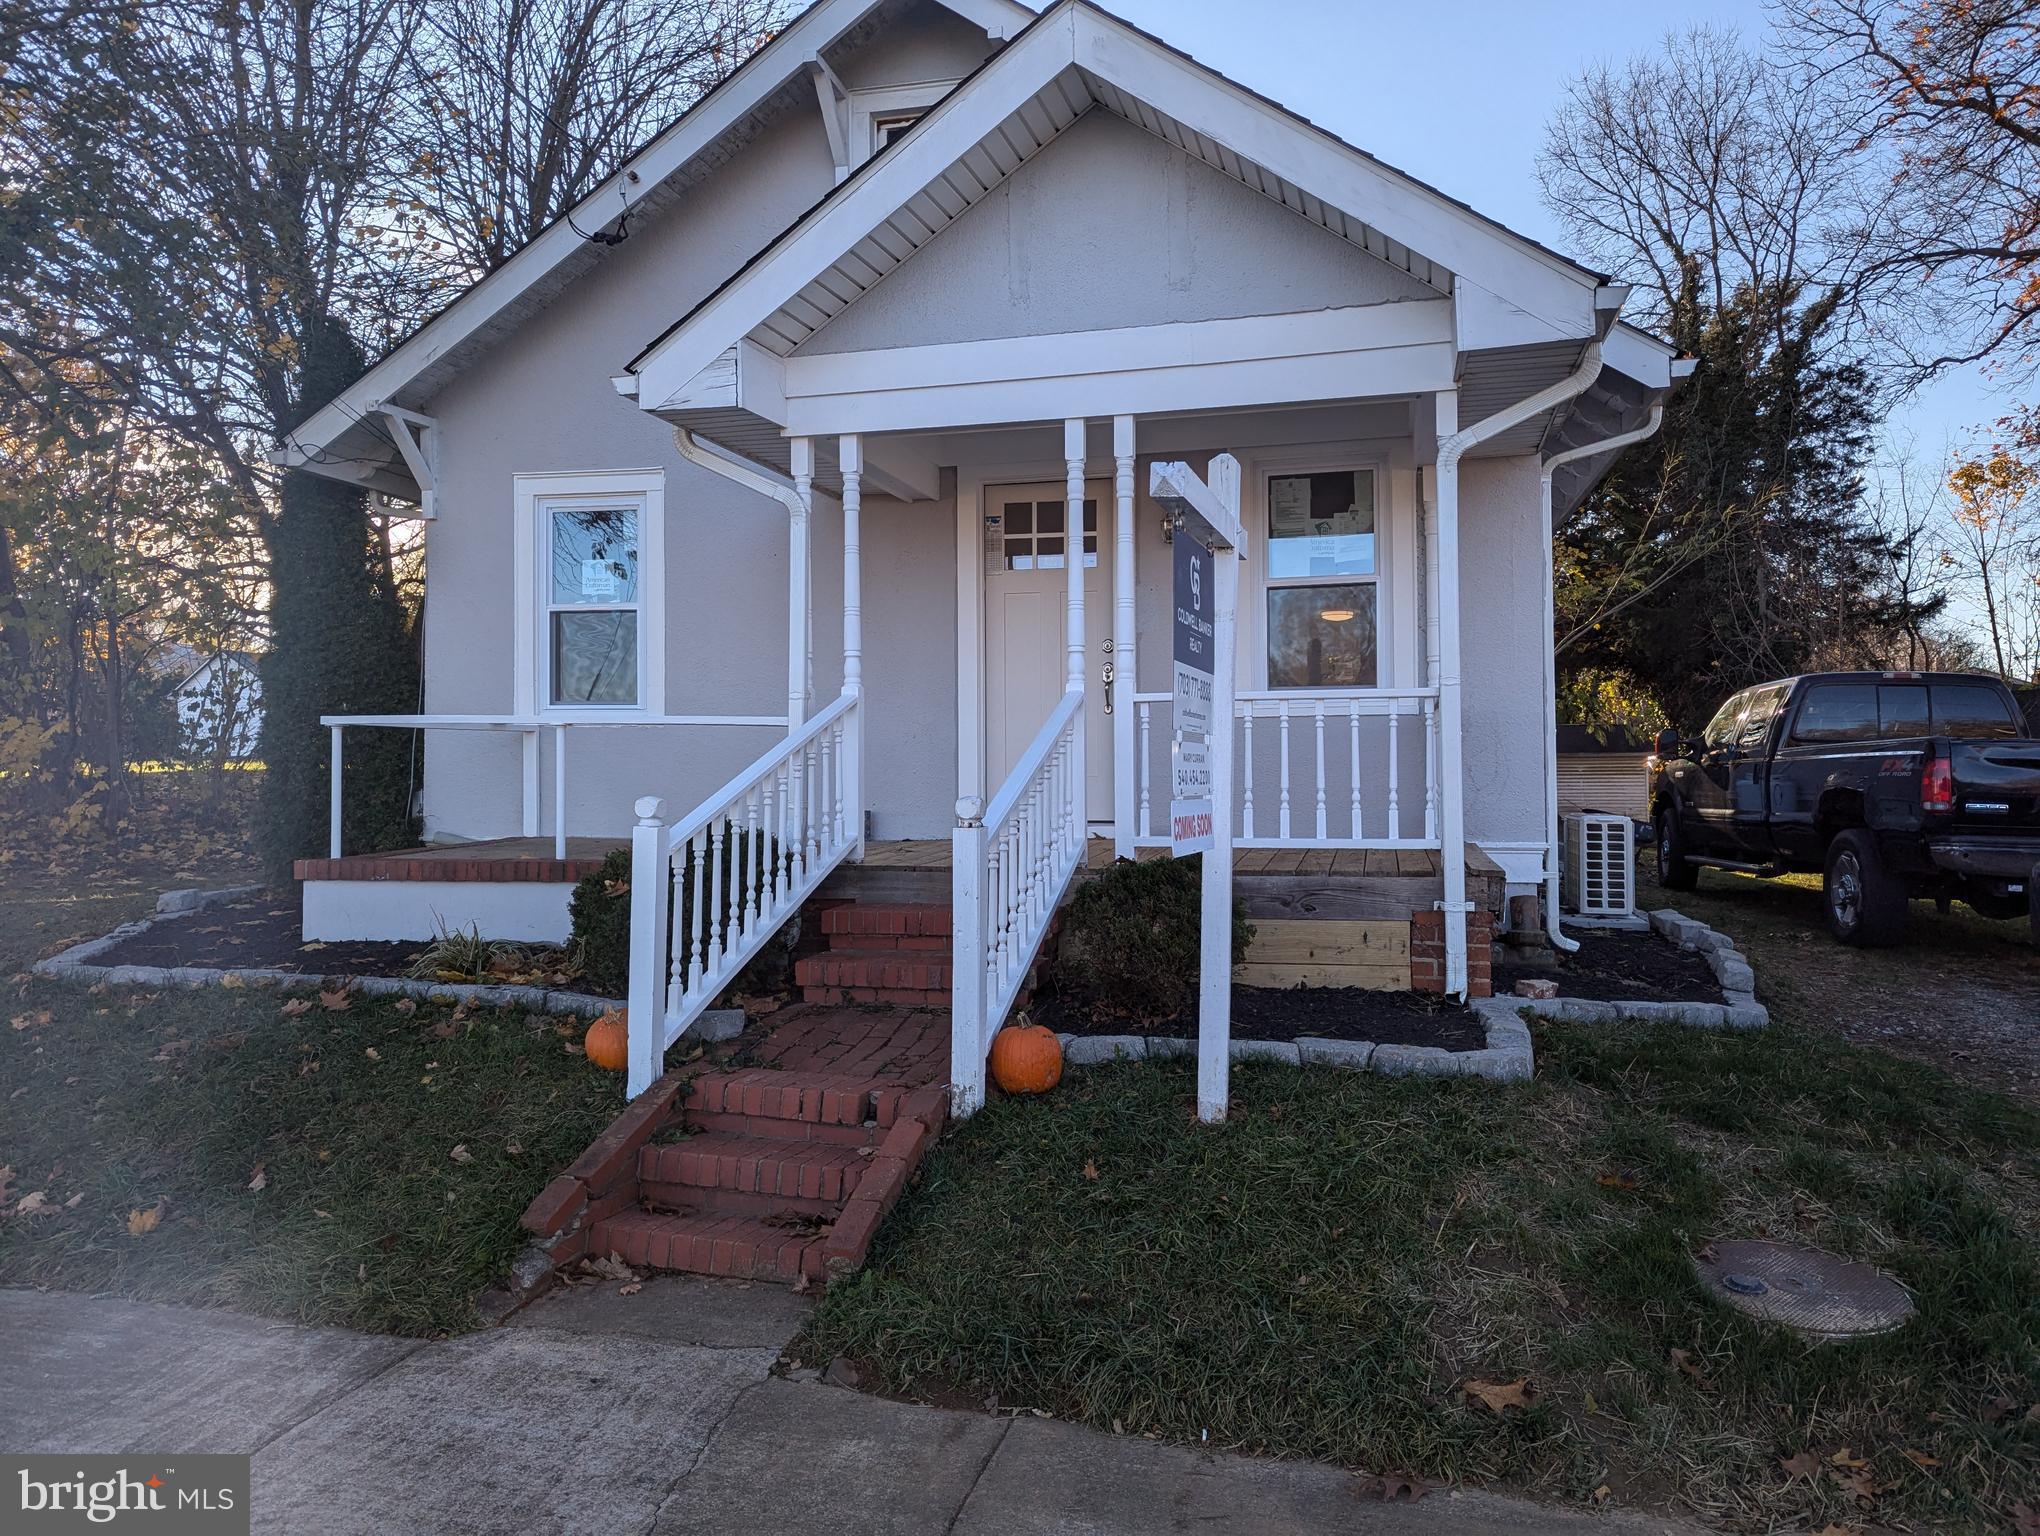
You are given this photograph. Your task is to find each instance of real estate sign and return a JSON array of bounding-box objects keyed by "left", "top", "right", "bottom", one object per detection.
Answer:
[{"left": 1171, "top": 531, "right": 1216, "bottom": 856}]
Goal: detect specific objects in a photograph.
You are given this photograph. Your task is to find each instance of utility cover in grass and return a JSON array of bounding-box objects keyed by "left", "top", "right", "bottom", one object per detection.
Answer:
[{"left": 1694, "top": 1239, "right": 1915, "bottom": 1340}]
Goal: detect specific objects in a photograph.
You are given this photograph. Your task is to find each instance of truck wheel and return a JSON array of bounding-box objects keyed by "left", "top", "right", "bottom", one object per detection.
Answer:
[
  {"left": 1654, "top": 806, "right": 1699, "bottom": 891},
  {"left": 1824, "top": 830, "right": 1908, "bottom": 947}
]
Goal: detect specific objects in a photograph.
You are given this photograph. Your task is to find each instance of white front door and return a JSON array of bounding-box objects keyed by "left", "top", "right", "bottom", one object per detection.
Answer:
[{"left": 983, "top": 480, "right": 1114, "bottom": 821}]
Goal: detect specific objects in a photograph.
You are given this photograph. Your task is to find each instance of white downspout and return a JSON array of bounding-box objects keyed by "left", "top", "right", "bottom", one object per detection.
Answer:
[
  {"left": 1536, "top": 404, "right": 1665, "bottom": 952},
  {"left": 1434, "top": 339, "right": 1603, "bottom": 995},
  {"left": 673, "top": 427, "right": 815, "bottom": 732}
]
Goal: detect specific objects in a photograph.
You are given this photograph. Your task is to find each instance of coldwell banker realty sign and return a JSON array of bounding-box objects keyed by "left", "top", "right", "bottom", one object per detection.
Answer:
[
  {"left": 1170, "top": 530, "right": 1216, "bottom": 856},
  {"left": 6, "top": 1455, "right": 249, "bottom": 1533}
]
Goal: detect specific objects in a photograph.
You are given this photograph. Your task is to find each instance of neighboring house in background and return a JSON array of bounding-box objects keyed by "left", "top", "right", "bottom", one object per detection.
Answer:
[
  {"left": 1557, "top": 725, "right": 1651, "bottom": 823},
  {"left": 275, "top": 0, "right": 1688, "bottom": 1095},
  {"left": 174, "top": 651, "right": 263, "bottom": 760}
]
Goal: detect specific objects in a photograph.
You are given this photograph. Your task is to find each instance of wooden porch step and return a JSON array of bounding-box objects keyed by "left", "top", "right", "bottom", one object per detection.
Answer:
[{"left": 585, "top": 1208, "right": 826, "bottom": 1284}]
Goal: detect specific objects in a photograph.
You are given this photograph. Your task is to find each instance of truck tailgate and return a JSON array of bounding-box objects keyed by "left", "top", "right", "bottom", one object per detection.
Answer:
[{"left": 1949, "top": 739, "right": 2040, "bottom": 832}]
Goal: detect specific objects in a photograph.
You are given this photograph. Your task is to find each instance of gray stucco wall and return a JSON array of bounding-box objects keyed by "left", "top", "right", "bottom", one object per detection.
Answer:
[
  {"left": 798, "top": 109, "right": 1436, "bottom": 354},
  {"left": 414, "top": 98, "right": 961, "bottom": 845},
  {"left": 1457, "top": 455, "right": 1547, "bottom": 855}
]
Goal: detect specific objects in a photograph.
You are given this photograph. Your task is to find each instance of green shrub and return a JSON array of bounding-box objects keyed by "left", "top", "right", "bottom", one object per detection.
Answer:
[
  {"left": 1050, "top": 856, "right": 1252, "bottom": 1022},
  {"left": 570, "top": 828, "right": 792, "bottom": 998}
]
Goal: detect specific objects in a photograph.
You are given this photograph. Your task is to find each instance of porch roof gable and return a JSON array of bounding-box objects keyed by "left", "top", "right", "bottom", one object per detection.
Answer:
[{"left": 627, "top": 0, "right": 1621, "bottom": 416}]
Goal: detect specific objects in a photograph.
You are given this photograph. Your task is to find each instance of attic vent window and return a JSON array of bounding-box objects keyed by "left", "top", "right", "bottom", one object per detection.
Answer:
[{"left": 872, "top": 110, "right": 925, "bottom": 149}]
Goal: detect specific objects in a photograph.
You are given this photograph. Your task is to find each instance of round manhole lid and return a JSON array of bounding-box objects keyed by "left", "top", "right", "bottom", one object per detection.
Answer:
[{"left": 1694, "top": 1240, "right": 1913, "bottom": 1339}]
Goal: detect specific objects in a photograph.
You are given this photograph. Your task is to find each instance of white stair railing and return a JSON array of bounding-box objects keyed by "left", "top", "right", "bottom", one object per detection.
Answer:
[
  {"left": 1132, "top": 687, "right": 1439, "bottom": 848},
  {"left": 624, "top": 693, "right": 860, "bottom": 1096},
  {"left": 950, "top": 689, "right": 1084, "bottom": 1115}
]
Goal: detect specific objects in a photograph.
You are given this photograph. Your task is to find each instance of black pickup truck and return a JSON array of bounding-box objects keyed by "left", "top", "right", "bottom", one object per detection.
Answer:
[{"left": 1649, "top": 671, "right": 2040, "bottom": 946}]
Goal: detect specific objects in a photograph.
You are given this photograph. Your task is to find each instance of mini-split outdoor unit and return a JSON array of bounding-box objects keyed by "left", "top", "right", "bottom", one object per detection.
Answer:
[{"left": 1562, "top": 812, "right": 1635, "bottom": 918}]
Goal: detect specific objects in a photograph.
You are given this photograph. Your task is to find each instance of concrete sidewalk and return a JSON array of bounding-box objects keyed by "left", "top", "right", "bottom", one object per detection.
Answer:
[{"left": 1, "top": 1282, "right": 1707, "bottom": 1535}]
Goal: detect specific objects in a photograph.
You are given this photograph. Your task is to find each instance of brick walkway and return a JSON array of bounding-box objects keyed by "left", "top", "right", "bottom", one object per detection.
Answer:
[{"left": 748, "top": 1004, "right": 948, "bottom": 1084}]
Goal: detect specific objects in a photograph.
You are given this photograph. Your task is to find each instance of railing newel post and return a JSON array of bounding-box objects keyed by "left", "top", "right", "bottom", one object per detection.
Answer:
[
  {"left": 626, "top": 796, "right": 671, "bottom": 1098},
  {"left": 952, "top": 796, "right": 988, "bottom": 1117}
]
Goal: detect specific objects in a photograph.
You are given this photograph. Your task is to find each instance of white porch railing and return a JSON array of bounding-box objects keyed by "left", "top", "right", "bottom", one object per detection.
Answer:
[
  {"left": 623, "top": 693, "right": 861, "bottom": 1095},
  {"left": 950, "top": 690, "right": 1085, "bottom": 1115},
  {"left": 1133, "top": 687, "right": 1439, "bottom": 848},
  {"left": 319, "top": 712, "right": 788, "bottom": 860}
]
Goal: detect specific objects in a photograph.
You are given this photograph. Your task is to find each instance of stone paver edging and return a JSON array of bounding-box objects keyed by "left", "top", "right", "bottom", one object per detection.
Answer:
[
  {"left": 30, "top": 885, "right": 616, "bottom": 1019},
  {"left": 1058, "top": 1003, "right": 1535, "bottom": 1083}
]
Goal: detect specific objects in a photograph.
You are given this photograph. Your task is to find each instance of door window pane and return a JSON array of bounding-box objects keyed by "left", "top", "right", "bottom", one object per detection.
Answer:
[
  {"left": 552, "top": 611, "right": 638, "bottom": 705},
  {"left": 550, "top": 506, "right": 639, "bottom": 605},
  {"left": 1267, "top": 584, "right": 1377, "bottom": 688},
  {"left": 1268, "top": 470, "right": 1375, "bottom": 580},
  {"left": 1791, "top": 684, "right": 1878, "bottom": 744},
  {"left": 1737, "top": 685, "right": 1787, "bottom": 749},
  {"left": 1702, "top": 693, "right": 1748, "bottom": 749},
  {"left": 1931, "top": 683, "right": 2020, "bottom": 738},
  {"left": 1878, "top": 685, "right": 1930, "bottom": 737},
  {"left": 1000, "top": 497, "right": 1096, "bottom": 569}
]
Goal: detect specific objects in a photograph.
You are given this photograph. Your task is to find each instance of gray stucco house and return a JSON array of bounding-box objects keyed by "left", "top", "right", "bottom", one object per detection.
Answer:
[{"left": 278, "top": 0, "right": 1686, "bottom": 1098}]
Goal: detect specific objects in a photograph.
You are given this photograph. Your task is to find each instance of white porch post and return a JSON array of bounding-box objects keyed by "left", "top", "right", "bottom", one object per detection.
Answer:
[
  {"left": 520, "top": 728, "right": 540, "bottom": 837},
  {"left": 328, "top": 725, "right": 343, "bottom": 857},
  {"left": 789, "top": 437, "right": 815, "bottom": 730},
  {"left": 1432, "top": 391, "right": 1470, "bottom": 997},
  {"left": 1111, "top": 415, "right": 1136, "bottom": 857},
  {"left": 839, "top": 433, "right": 865, "bottom": 859},
  {"left": 1063, "top": 418, "right": 1087, "bottom": 844},
  {"left": 625, "top": 796, "right": 671, "bottom": 1098},
  {"left": 950, "top": 794, "right": 986, "bottom": 1116}
]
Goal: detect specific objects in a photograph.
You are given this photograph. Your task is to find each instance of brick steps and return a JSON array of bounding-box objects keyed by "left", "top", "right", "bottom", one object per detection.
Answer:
[
  {"left": 639, "top": 1133, "right": 874, "bottom": 1208},
  {"left": 586, "top": 1208, "right": 826, "bottom": 1283},
  {"left": 798, "top": 901, "right": 957, "bottom": 1006}
]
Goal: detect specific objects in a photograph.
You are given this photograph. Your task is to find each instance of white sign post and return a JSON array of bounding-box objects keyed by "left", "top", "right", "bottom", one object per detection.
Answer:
[{"left": 1150, "top": 455, "right": 1244, "bottom": 1124}]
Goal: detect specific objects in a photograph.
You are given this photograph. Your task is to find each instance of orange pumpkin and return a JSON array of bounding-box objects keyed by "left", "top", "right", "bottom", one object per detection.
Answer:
[
  {"left": 989, "top": 1020, "right": 1063, "bottom": 1095},
  {"left": 584, "top": 1011, "right": 629, "bottom": 1072}
]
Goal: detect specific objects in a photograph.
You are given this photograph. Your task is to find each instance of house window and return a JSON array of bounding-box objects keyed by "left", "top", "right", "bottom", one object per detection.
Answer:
[
  {"left": 1000, "top": 496, "right": 1097, "bottom": 571},
  {"left": 546, "top": 501, "right": 641, "bottom": 706},
  {"left": 872, "top": 110, "right": 925, "bottom": 149},
  {"left": 515, "top": 469, "right": 664, "bottom": 717},
  {"left": 1264, "top": 468, "right": 1377, "bottom": 688}
]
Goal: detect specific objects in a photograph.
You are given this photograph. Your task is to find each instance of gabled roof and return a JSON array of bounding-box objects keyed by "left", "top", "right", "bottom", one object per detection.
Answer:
[
  {"left": 274, "top": 0, "right": 1032, "bottom": 489},
  {"left": 627, "top": 0, "right": 1628, "bottom": 411}
]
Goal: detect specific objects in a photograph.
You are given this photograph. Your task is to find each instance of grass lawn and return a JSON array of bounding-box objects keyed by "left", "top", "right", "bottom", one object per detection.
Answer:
[
  {"left": 1, "top": 786, "right": 625, "bottom": 1337},
  {"left": 804, "top": 1021, "right": 2040, "bottom": 1531}
]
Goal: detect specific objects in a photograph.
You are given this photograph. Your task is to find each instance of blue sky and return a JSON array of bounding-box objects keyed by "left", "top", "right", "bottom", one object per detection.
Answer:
[{"left": 1098, "top": 0, "right": 2006, "bottom": 475}]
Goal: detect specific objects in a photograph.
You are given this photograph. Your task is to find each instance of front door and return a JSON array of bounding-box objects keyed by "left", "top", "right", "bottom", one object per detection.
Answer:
[{"left": 983, "top": 480, "right": 1114, "bottom": 822}]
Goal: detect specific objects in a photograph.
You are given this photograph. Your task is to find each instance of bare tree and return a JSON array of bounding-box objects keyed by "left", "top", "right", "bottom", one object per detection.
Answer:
[
  {"left": 1785, "top": 0, "right": 2040, "bottom": 387},
  {"left": 1946, "top": 440, "right": 2040, "bottom": 679},
  {"left": 1538, "top": 26, "right": 1865, "bottom": 333},
  {"left": 398, "top": 0, "right": 789, "bottom": 280}
]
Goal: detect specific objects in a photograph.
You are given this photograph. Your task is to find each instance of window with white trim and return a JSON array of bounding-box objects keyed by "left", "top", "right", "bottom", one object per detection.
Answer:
[
  {"left": 515, "top": 470, "right": 664, "bottom": 716},
  {"left": 1263, "top": 468, "right": 1378, "bottom": 688},
  {"left": 545, "top": 500, "right": 642, "bottom": 706}
]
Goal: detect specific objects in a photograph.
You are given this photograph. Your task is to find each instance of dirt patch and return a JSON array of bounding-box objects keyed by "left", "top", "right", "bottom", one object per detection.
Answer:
[
  {"left": 87, "top": 892, "right": 619, "bottom": 996},
  {"left": 1035, "top": 984, "right": 1485, "bottom": 1051},
  {"left": 1496, "top": 930, "right": 1724, "bottom": 1004}
]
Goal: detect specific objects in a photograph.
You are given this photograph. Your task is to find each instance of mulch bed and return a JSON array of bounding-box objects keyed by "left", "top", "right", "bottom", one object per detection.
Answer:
[
  {"left": 1035, "top": 984, "right": 1486, "bottom": 1051},
  {"left": 1496, "top": 930, "right": 1724, "bottom": 1005},
  {"left": 86, "top": 892, "right": 621, "bottom": 997}
]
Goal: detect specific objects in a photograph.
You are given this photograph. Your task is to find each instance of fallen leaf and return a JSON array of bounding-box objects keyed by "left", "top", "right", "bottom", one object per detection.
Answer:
[
  {"left": 1899, "top": 1448, "right": 1940, "bottom": 1470},
  {"left": 430, "top": 1020, "right": 456, "bottom": 1039},
  {"left": 64, "top": 1193, "right": 82, "bottom": 1209},
  {"left": 1590, "top": 1485, "right": 1610, "bottom": 1505},
  {"left": 617, "top": 1282, "right": 642, "bottom": 1296},
  {"left": 247, "top": 1162, "right": 267, "bottom": 1191},
  {"left": 318, "top": 987, "right": 352, "bottom": 1012},
  {"left": 1353, "top": 1471, "right": 1434, "bottom": 1503},
  {"left": 364, "top": 1047, "right": 381, "bottom": 1062},
  {"left": 449, "top": 1144, "right": 473, "bottom": 1164},
  {"left": 14, "top": 1191, "right": 51, "bottom": 1217},
  {"left": 358, "top": 1263, "right": 367, "bottom": 1281},
  {"left": 1980, "top": 1394, "right": 2018, "bottom": 1423},
  {"left": 10, "top": 1010, "right": 51, "bottom": 1031},
  {"left": 1828, "top": 1448, "right": 1868, "bottom": 1469},
  {"left": 217, "top": 973, "right": 246, "bottom": 990},
  {"left": 393, "top": 997, "right": 417, "bottom": 1016},
  {"left": 1669, "top": 1348, "right": 1712, "bottom": 1388},
  {"left": 1081, "top": 1159, "right": 1099, "bottom": 1180},
  {"left": 1779, "top": 1450, "right": 1822, "bottom": 1484},
  {"left": 300, "top": 941, "right": 328, "bottom": 952},
  {"left": 126, "top": 1203, "right": 162, "bottom": 1237},
  {"left": 1464, "top": 1378, "right": 1536, "bottom": 1414},
  {"left": 0, "top": 1165, "right": 17, "bottom": 1209},
  {"left": 1596, "top": 1169, "right": 1641, "bottom": 1191},
  {"left": 279, "top": 998, "right": 314, "bottom": 1018},
  {"left": 1828, "top": 1465, "right": 1879, "bottom": 1504},
  {"left": 585, "top": 1253, "right": 634, "bottom": 1282},
  {"left": 297, "top": 1059, "right": 320, "bottom": 1077}
]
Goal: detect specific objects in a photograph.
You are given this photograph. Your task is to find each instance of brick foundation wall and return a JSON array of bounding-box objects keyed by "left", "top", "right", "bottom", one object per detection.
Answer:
[{"left": 1410, "top": 910, "right": 1494, "bottom": 999}]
